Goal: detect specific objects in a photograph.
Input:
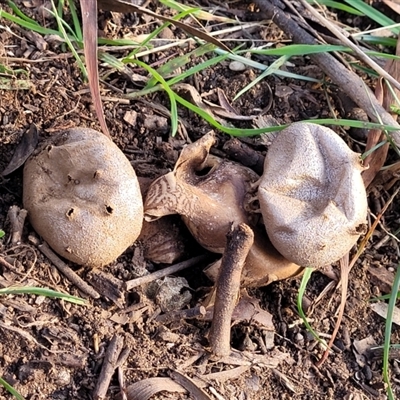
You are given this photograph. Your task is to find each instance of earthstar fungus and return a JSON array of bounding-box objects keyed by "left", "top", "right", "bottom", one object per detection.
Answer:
[
  {"left": 23, "top": 128, "right": 143, "bottom": 267},
  {"left": 144, "top": 132, "right": 303, "bottom": 287},
  {"left": 258, "top": 122, "right": 368, "bottom": 267}
]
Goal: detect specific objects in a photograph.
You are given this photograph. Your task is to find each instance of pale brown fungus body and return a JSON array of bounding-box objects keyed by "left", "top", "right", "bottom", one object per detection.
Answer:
[
  {"left": 23, "top": 128, "right": 143, "bottom": 267},
  {"left": 258, "top": 122, "right": 368, "bottom": 267},
  {"left": 144, "top": 132, "right": 302, "bottom": 287}
]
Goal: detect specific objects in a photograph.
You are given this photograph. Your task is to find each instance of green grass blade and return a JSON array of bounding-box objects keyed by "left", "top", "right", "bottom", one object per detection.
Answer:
[
  {"left": 126, "top": 8, "right": 196, "bottom": 59},
  {"left": 0, "top": 9, "right": 61, "bottom": 36},
  {"left": 50, "top": 0, "right": 86, "bottom": 77},
  {"left": 343, "top": 0, "right": 398, "bottom": 33},
  {"left": 383, "top": 264, "right": 400, "bottom": 400},
  {"left": 57, "top": 0, "right": 64, "bottom": 18},
  {"left": 99, "top": 52, "right": 126, "bottom": 70},
  {"left": 127, "top": 51, "right": 232, "bottom": 98},
  {"left": 167, "top": 51, "right": 232, "bottom": 86},
  {"left": 145, "top": 43, "right": 216, "bottom": 89},
  {"left": 98, "top": 38, "right": 140, "bottom": 46},
  {"left": 297, "top": 268, "right": 328, "bottom": 349},
  {"left": 234, "top": 55, "right": 290, "bottom": 100},
  {"left": 0, "top": 376, "right": 25, "bottom": 400},
  {"left": 45, "top": 6, "right": 79, "bottom": 42},
  {"left": 7, "top": 0, "right": 40, "bottom": 25},
  {"left": 132, "top": 60, "right": 179, "bottom": 137},
  {"left": 306, "top": 0, "right": 363, "bottom": 15},
  {"left": 249, "top": 44, "right": 350, "bottom": 56},
  {"left": 214, "top": 48, "right": 321, "bottom": 83},
  {"left": 250, "top": 44, "right": 400, "bottom": 61},
  {"left": 68, "top": 0, "right": 83, "bottom": 42},
  {"left": 160, "top": 0, "right": 236, "bottom": 22},
  {"left": 0, "top": 287, "right": 86, "bottom": 305},
  {"left": 356, "top": 35, "right": 397, "bottom": 48}
]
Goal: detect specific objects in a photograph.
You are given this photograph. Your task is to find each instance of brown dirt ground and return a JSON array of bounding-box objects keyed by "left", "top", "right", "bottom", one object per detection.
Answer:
[{"left": 0, "top": 1, "right": 400, "bottom": 399}]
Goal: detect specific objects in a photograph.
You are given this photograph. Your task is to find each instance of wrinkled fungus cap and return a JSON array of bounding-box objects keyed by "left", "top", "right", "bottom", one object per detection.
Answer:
[
  {"left": 258, "top": 122, "right": 367, "bottom": 267},
  {"left": 23, "top": 128, "right": 143, "bottom": 267}
]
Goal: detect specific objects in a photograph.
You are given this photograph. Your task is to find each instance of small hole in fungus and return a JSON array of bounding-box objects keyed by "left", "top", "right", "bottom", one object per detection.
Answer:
[
  {"left": 67, "top": 208, "right": 75, "bottom": 217},
  {"left": 106, "top": 205, "right": 114, "bottom": 214}
]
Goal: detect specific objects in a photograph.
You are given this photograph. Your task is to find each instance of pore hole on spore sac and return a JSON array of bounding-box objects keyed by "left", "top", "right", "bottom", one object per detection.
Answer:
[{"left": 105, "top": 205, "right": 114, "bottom": 214}]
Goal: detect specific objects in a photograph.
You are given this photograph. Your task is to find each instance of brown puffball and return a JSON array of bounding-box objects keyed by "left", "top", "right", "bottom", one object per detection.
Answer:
[
  {"left": 258, "top": 122, "right": 367, "bottom": 268},
  {"left": 23, "top": 128, "right": 143, "bottom": 267}
]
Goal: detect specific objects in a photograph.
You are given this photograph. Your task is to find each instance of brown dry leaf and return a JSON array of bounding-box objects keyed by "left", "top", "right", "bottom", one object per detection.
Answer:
[
  {"left": 232, "top": 293, "right": 274, "bottom": 328},
  {"left": 362, "top": 34, "right": 400, "bottom": 188},
  {"left": 80, "top": 0, "right": 110, "bottom": 138},
  {"left": 170, "top": 370, "right": 212, "bottom": 400},
  {"left": 352, "top": 336, "right": 377, "bottom": 368},
  {"left": 125, "top": 377, "right": 186, "bottom": 400},
  {"left": 370, "top": 302, "right": 400, "bottom": 326},
  {"left": 202, "top": 99, "right": 256, "bottom": 120},
  {"left": 1, "top": 124, "right": 38, "bottom": 176},
  {"left": 205, "top": 291, "right": 274, "bottom": 329},
  {"left": 204, "top": 88, "right": 257, "bottom": 120},
  {"left": 174, "top": 83, "right": 220, "bottom": 120}
]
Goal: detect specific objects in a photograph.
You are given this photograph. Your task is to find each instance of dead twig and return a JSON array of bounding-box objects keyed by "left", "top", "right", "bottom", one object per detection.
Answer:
[
  {"left": 124, "top": 255, "right": 208, "bottom": 291},
  {"left": 0, "top": 255, "right": 19, "bottom": 273},
  {"left": 209, "top": 223, "right": 254, "bottom": 357},
  {"left": 7, "top": 206, "right": 28, "bottom": 245},
  {"left": 299, "top": 0, "right": 400, "bottom": 93},
  {"left": 93, "top": 334, "right": 126, "bottom": 400},
  {"left": 222, "top": 138, "right": 265, "bottom": 175},
  {"left": 38, "top": 242, "right": 100, "bottom": 299},
  {"left": 316, "top": 253, "right": 349, "bottom": 367},
  {"left": 254, "top": 0, "right": 400, "bottom": 145},
  {"left": 156, "top": 305, "right": 206, "bottom": 323}
]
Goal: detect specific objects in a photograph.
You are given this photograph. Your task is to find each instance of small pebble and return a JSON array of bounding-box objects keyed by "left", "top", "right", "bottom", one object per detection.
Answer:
[
  {"left": 229, "top": 61, "right": 246, "bottom": 72},
  {"left": 294, "top": 332, "right": 304, "bottom": 344},
  {"left": 54, "top": 369, "right": 71, "bottom": 386}
]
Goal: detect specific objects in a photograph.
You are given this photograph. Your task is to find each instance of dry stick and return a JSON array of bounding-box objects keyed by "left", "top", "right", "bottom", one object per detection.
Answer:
[
  {"left": 156, "top": 305, "right": 206, "bottom": 323},
  {"left": 0, "top": 255, "right": 20, "bottom": 274},
  {"left": 38, "top": 242, "right": 100, "bottom": 299},
  {"left": 7, "top": 206, "right": 28, "bottom": 245},
  {"left": 209, "top": 224, "right": 254, "bottom": 358},
  {"left": 299, "top": 0, "right": 400, "bottom": 93},
  {"left": 254, "top": 0, "right": 400, "bottom": 146},
  {"left": 93, "top": 334, "right": 125, "bottom": 400},
  {"left": 316, "top": 253, "right": 349, "bottom": 367},
  {"left": 124, "top": 254, "right": 208, "bottom": 291}
]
